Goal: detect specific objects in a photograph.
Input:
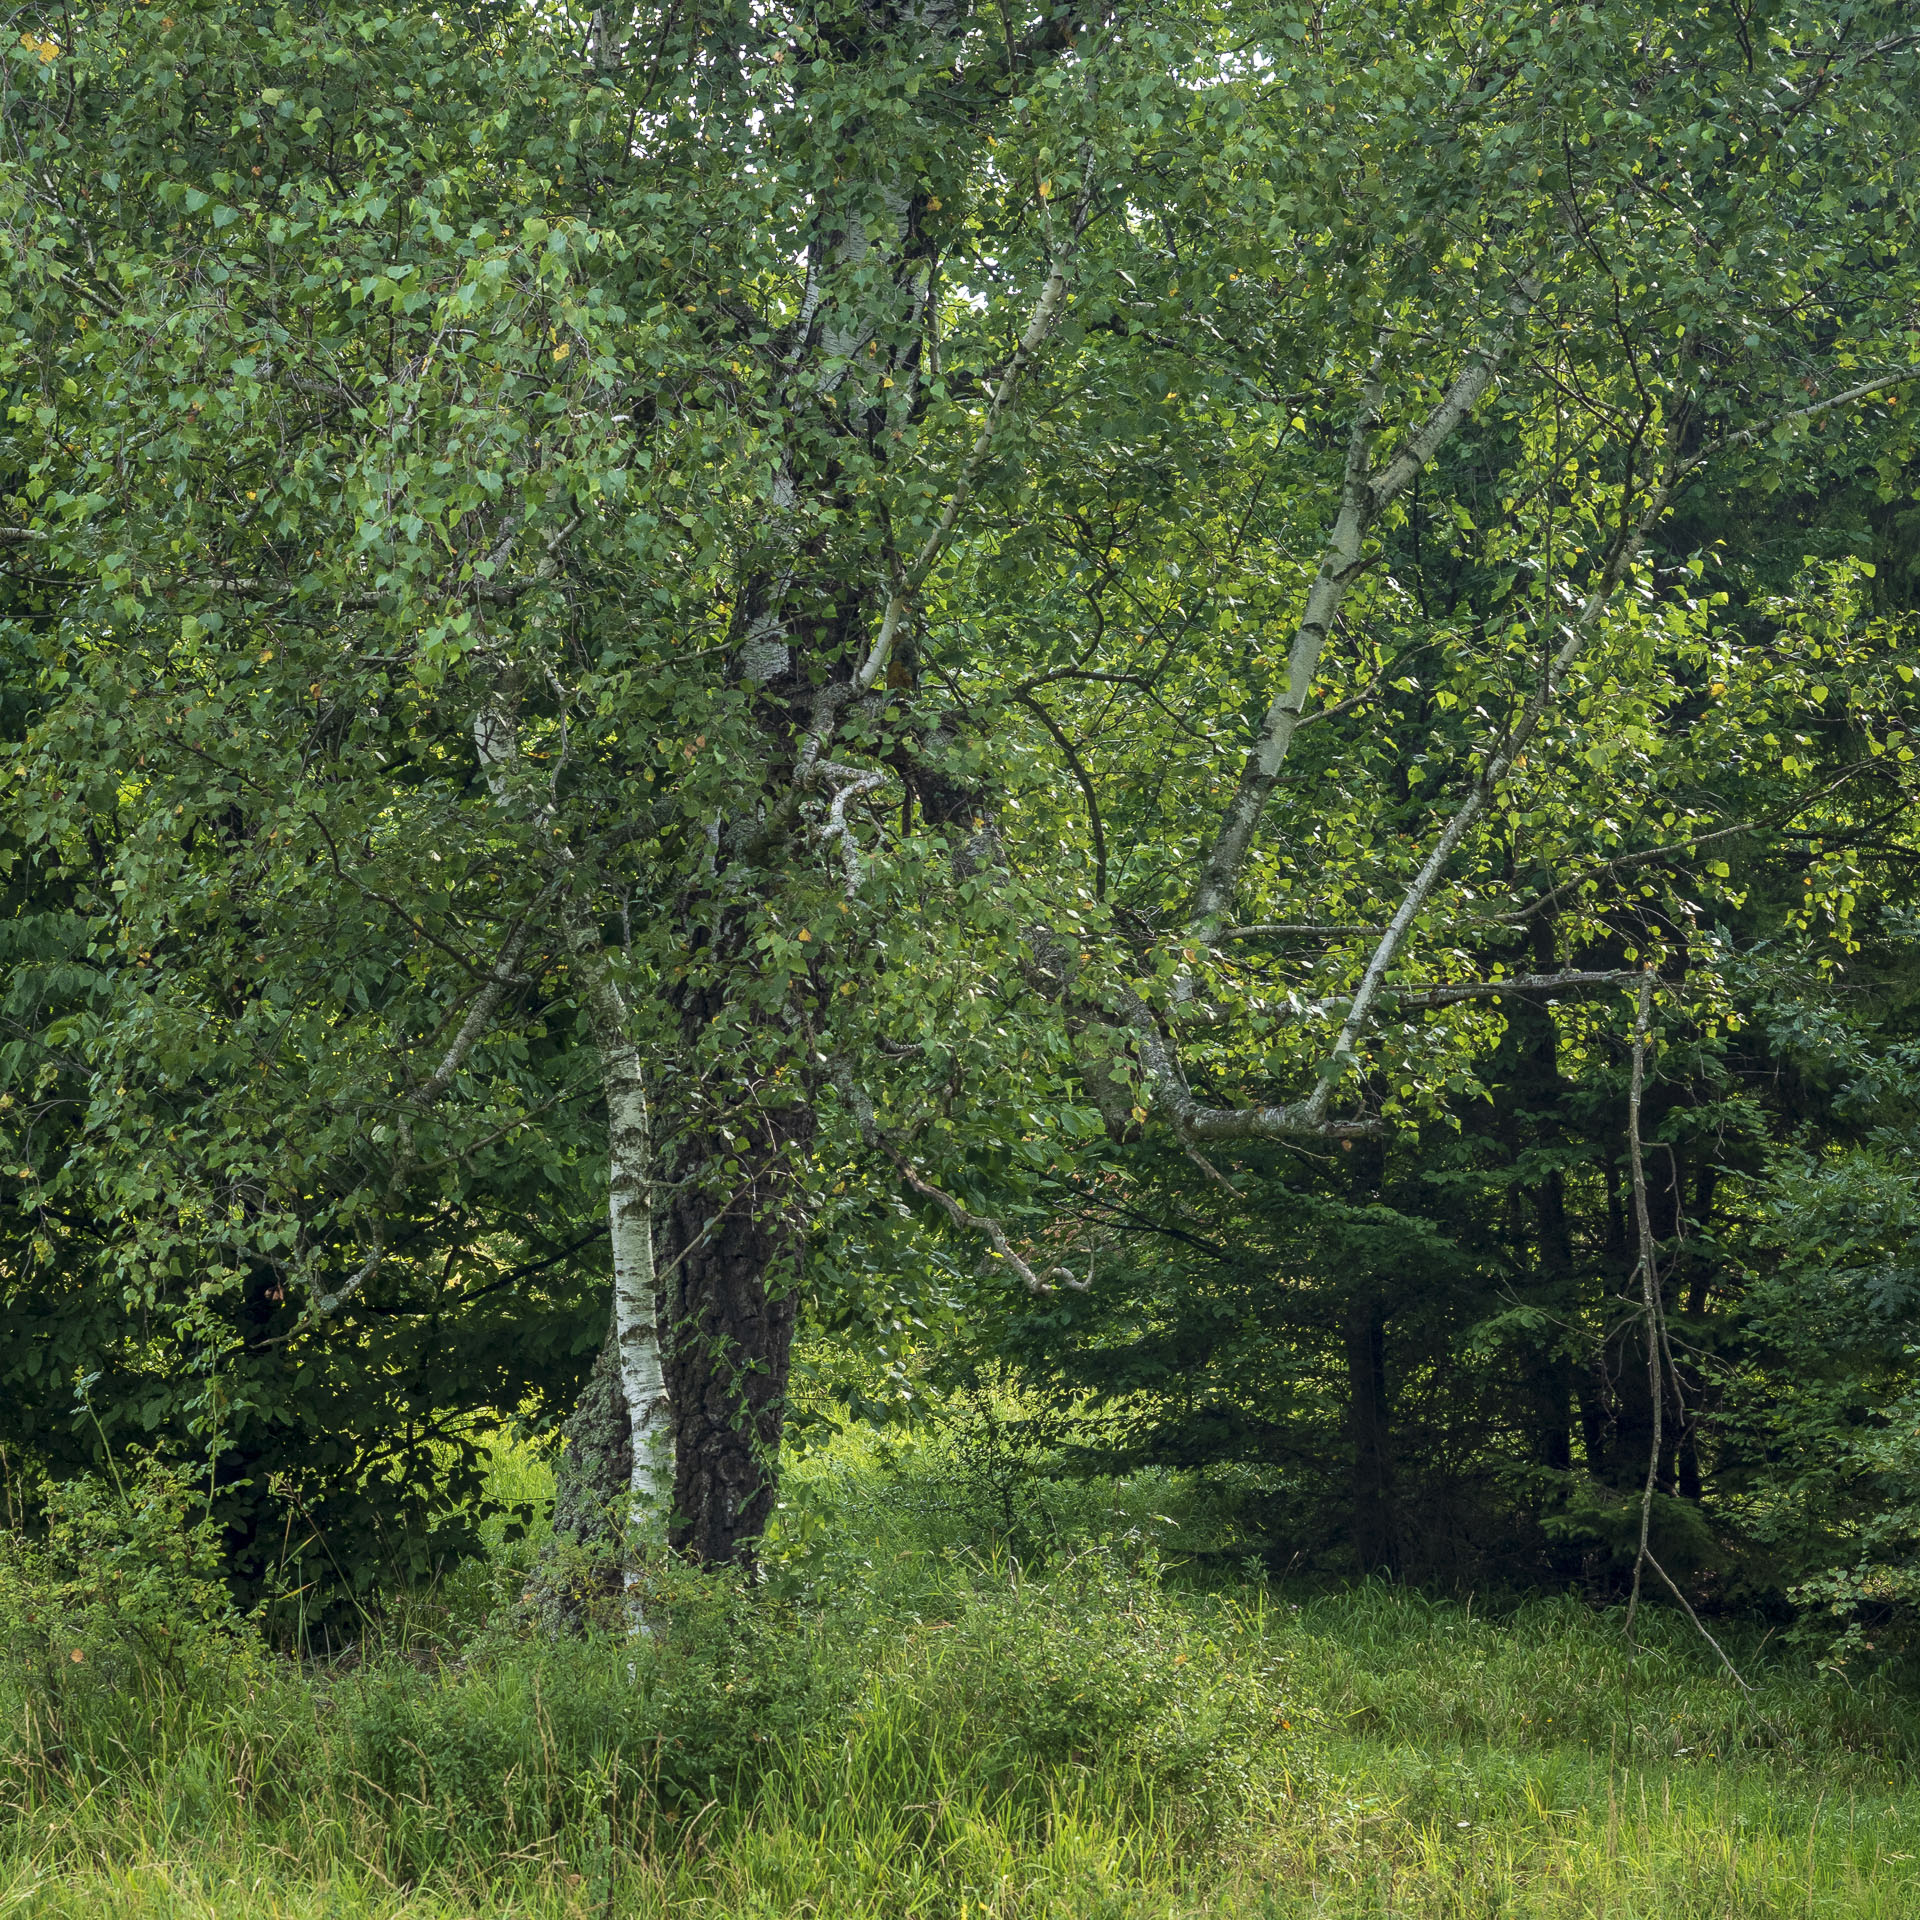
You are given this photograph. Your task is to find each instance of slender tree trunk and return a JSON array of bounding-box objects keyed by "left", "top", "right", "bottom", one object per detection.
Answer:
[
  {"left": 1344, "top": 1291, "right": 1397, "bottom": 1574},
  {"left": 1575, "top": 1380, "right": 1609, "bottom": 1476},
  {"left": 597, "top": 1006, "right": 673, "bottom": 1545},
  {"left": 471, "top": 697, "right": 675, "bottom": 1572},
  {"left": 548, "top": 956, "right": 673, "bottom": 1595},
  {"left": 1529, "top": 1175, "right": 1576, "bottom": 1472}
]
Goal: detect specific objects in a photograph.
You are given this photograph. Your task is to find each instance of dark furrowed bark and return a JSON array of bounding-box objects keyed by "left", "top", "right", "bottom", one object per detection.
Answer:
[
  {"left": 551, "top": 1327, "right": 633, "bottom": 1548},
  {"left": 658, "top": 1144, "right": 802, "bottom": 1565}
]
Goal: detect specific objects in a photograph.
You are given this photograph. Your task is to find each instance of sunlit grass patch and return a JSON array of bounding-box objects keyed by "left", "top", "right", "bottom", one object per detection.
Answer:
[{"left": 6, "top": 1423, "right": 1920, "bottom": 1916}]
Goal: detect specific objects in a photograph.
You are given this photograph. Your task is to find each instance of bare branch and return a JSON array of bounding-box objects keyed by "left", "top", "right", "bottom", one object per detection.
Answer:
[
  {"left": 1222, "top": 922, "right": 1389, "bottom": 941},
  {"left": 812, "top": 761, "right": 891, "bottom": 896},
  {"left": 1675, "top": 369, "right": 1919, "bottom": 480},
  {"left": 1383, "top": 968, "right": 1658, "bottom": 1010},
  {"left": 313, "top": 1246, "right": 383, "bottom": 1319},
  {"left": 1116, "top": 988, "right": 1378, "bottom": 1141},
  {"left": 1625, "top": 973, "right": 1664, "bottom": 1643},
  {"left": 1188, "top": 282, "right": 1537, "bottom": 931},
  {"left": 407, "top": 904, "right": 543, "bottom": 1109}
]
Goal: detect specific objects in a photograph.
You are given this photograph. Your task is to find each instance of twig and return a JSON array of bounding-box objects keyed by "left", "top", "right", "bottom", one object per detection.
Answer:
[
  {"left": 1625, "top": 974, "right": 1663, "bottom": 1644},
  {"left": 830, "top": 1063, "right": 1085, "bottom": 1294},
  {"left": 1620, "top": 977, "right": 1752, "bottom": 1690}
]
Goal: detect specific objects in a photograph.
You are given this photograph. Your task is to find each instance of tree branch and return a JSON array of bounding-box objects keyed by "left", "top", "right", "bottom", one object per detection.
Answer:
[
  {"left": 1017, "top": 690, "right": 1108, "bottom": 899},
  {"left": 831, "top": 1064, "right": 1086, "bottom": 1293},
  {"left": 1188, "top": 282, "right": 1537, "bottom": 931},
  {"left": 850, "top": 109, "right": 1104, "bottom": 704}
]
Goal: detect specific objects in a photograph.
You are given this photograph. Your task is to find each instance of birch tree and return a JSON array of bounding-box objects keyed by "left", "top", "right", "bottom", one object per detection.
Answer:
[
  {"left": 6, "top": 0, "right": 1919, "bottom": 1593},
  {"left": 3, "top": 0, "right": 1143, "bottom": 1569}
]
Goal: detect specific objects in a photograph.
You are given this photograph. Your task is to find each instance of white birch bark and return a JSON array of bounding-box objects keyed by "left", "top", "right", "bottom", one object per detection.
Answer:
[
  {"left": 575, "top": 946, "right": 674, "bottom": 1552},
  {"left": 471, "top": 692, "right": 674, "bottom": 1558}
]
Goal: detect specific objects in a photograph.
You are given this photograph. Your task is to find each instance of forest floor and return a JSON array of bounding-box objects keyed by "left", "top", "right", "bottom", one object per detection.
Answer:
[{"left": 4, "top": 1418, "right": 1919, "bottom": 1918}]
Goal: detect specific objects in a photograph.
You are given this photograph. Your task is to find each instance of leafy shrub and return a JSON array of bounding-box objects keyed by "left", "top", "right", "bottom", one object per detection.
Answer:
[{"left": 0, "top": 1454, "right": 272, "bottom": 1795}]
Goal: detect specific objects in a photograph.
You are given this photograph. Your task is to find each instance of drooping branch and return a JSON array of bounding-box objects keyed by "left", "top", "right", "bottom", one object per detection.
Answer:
[
  {"left": 1624, "top": 973, "right": 1665, "bottom": 1640},
  {"left": 886, "top": 1148, "right": 1088, "bottom": 1295},
  {"left": 831, "top": 1064, "right": 1086, "bottom": 1293},
  {"left": 1616, "top": 984, "right": 1749, "bottom": 1687},
  {"left": 1018, "top": 689, "right": 1109, "bottom": 900}
]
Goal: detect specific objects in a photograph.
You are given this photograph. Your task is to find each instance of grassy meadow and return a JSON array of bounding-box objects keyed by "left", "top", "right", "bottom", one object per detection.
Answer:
[{"left": 4, "top": 1412, "right": 1919, "bottom": 1919}]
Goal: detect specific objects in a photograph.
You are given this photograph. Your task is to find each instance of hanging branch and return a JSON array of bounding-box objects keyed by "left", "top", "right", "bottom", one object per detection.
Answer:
[
  {"left": 829, "top": 1061, "right": 1087, "bottom": 1294},
  {"left": 1624, "top": 973, "right": 1665, "bottom": 1640},
  {"left": 1622, "top": 973, "right": 1751, "bottom": 1690}
]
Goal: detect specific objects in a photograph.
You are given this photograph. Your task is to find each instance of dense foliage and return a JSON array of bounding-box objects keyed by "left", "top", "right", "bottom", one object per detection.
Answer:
[{"left": 4, "top": 0, "right": 1920, "bottom": 1645}]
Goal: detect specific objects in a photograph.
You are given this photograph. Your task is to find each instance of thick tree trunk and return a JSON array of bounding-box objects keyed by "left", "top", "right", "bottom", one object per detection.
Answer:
[{"left": 656, "top": 1152, "right": 801, "bottom": 1565}]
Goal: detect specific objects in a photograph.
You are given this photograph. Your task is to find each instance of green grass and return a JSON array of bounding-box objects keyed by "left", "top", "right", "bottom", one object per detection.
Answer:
[{"left": 5, "top": 1420, "right": 1920, "bottom": 1917}]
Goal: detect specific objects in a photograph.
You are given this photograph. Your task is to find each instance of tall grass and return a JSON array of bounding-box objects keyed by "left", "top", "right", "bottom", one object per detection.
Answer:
[{"left": 5, "top": 1420, "right": 1920, "bottom": 1916}]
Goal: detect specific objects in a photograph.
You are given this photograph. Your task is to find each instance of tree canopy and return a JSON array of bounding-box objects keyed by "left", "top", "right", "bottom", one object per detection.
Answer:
[{"left": 5, "top": 0, "right": 1920, "bottom": 1630}]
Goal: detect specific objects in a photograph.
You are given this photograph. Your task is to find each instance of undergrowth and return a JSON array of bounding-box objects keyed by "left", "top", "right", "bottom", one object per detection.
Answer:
[{"left": 4, "top": 1412, "right": 1920, "bottom": 1916}]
